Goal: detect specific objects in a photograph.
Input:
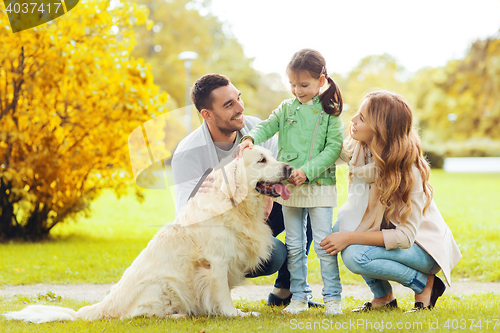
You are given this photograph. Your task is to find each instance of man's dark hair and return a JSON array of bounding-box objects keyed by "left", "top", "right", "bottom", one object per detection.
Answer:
[{"left": 190, "top": 74, "right": 230, "bottom": 112}]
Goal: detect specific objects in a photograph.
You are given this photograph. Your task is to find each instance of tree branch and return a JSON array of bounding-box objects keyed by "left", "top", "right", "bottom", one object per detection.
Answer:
[{"left": 3, "top": 47, "right": 26, "bottom": 123}]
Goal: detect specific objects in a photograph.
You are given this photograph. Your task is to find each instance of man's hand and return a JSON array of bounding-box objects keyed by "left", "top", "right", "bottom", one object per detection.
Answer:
[
  {"left": 198, "top": 175, "right": 214, "bottom": 194},
  {"left": 320, "top": 232, "right": 353, "bottom": 255},
  {"left": 236, "top": 138, "right": 254, "bottom": 159},
  {"left": 287, "top": 169, "right": 307, "bottom": 186},
  {"left": 264, "top": 196, "right": 273, "bottom": 220}
]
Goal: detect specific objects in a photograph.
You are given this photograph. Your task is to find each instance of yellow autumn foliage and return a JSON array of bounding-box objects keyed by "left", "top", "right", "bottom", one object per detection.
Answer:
[{"left": 0, "top": 0, "right": 168, "bottom": 240}]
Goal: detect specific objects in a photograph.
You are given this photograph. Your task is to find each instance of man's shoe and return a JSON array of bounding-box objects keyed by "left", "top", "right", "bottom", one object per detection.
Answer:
[
  {"left": 308, "top": 300, "right": 325, "bottom": 308},
  {"left": 267, "top": 292, "right": 292, "bottom": 306},
  {"left": 268, "top": 293, "right": 324, "bottom": 308}
]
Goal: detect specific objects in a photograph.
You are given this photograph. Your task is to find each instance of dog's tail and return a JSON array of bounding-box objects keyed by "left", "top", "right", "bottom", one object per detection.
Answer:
[{"left": 3, "top": 304, "right": 77, "bottom": 323}]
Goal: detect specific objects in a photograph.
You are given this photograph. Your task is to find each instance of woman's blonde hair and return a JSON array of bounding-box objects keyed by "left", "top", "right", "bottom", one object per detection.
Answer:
[{"left": 351, "top": 91, "right": 433, "bottom": 224}]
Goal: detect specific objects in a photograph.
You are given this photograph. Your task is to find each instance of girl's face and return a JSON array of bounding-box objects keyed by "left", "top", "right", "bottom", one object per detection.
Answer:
[
  {"left": 351, "top": 99, "right": 375, "bottom": 145},
  {"left": 287, "top": 70, "right": 325, "bottom": 104}
]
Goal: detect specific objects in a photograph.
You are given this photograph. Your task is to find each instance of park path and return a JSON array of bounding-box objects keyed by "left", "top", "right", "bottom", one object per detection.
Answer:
[{"left": 1, "top": 281, "right": 499, "bottom": 303}]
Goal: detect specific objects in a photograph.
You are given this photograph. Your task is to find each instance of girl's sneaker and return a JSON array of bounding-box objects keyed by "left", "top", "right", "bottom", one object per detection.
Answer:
[
  {"left": 282, "top": 299, "right": 308, "bottom": 314},
  {"left": 325, "top": 300, "right": 343, "bottom": 315}
]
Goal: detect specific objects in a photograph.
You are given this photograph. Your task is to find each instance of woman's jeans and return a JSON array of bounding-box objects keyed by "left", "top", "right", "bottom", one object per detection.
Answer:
[
  {"left": 283, "top": 206, "right": 341, "bottom": 303},
  {"left": 338, "top": 221, "right": 437, "bottom": 298}
]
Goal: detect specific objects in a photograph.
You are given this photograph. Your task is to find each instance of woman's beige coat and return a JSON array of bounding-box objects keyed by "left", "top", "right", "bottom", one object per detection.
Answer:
[
  {"left": 382, "top": 167, "right": 462, "bottom": 287},
  {"left": 342, "top": 143, "right": 462, "bottom": 287}
]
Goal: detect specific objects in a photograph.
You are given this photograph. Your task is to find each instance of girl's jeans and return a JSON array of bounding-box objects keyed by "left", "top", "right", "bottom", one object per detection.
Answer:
[
  {"left": 336, "top": 222, "right": 437, "bottom": 298},
  {"left": 282, "top": 206, "right": 341, "bottom": 303}
]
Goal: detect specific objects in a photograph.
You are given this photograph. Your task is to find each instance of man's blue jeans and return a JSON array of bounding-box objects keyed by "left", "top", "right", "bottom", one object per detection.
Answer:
[
  {"left": 246, "top": 236, "right": 288, "bottom": 278},
  {"left": 246, "top": 203, "right": 313, "bottom": 289}
]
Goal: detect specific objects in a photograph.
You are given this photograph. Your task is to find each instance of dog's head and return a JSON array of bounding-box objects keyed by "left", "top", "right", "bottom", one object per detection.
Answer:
[
  {"left": 219, "top": 146, "right": 291, "bottom": 204},
  {"left": 180, "top": 146, "right": 292, "bottom": 225}
]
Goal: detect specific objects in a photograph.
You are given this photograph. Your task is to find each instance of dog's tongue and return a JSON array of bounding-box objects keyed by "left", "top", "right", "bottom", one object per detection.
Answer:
[{"left": 273, "top": 184, "right": 291, "bottom": 200}]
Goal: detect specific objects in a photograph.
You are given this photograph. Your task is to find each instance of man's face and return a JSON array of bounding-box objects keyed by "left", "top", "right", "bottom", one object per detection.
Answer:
[{"left": 206, "top": 84, "right": 245, "bottom": 136}]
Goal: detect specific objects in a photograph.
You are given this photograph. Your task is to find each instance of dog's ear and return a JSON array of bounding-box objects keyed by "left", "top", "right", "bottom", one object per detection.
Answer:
[{"left": 220, "top": 158, "right": 248, "bottom": 205}]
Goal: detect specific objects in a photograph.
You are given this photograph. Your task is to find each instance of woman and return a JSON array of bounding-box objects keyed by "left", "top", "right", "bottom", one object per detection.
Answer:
[{"left": 320, "top": 91, "right": 461, "bottom": 312}]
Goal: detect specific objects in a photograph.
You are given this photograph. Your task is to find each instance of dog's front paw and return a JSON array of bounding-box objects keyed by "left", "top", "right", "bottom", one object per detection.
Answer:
[
  {"left": 219, "top": 308, "right": 238, "bottom": 317},
  {"left": 167, "top": 313, "right": 187, "bottom": 320},
  {"left": 236, "top": 309, "right": 259, "bottom": 317}
]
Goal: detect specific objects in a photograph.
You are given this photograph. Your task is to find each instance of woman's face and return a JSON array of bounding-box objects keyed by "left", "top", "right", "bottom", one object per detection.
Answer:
[{"left": 351, "top": 100, "right": 375, "bottom": 145}]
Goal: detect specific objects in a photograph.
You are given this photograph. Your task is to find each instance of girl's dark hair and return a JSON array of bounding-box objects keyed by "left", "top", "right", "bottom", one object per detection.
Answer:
[
  {"left": 191, "top": 73, "right": 230, "bottom": 112},
  {"left": 287, "top": 48, "right": 343, "bottom": 116}
]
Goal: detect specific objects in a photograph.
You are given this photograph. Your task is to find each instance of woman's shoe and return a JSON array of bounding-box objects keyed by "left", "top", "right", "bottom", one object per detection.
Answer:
[
  {"left": 406, "top": 302, "right": 426, "bottom": 312},
  {"left": 429, "top": 276, "right": 446, "bottom": 308},
  {"left": 351, "top": 299, "right": 397, "bottom": 312},
  {"left": 406, "top": 275, "right": 446, "bottom": 313}
]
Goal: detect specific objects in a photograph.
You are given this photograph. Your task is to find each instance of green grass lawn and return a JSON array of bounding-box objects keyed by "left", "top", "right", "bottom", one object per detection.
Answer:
[
  {"left": 428, "top": 171, "right": 500, "bottom": 282},
  {"left": 2, "top": 294, "right": 500, "bottom": 332},
  {"left": 0, "top": 187, "right": 169, "bottom": 285}
]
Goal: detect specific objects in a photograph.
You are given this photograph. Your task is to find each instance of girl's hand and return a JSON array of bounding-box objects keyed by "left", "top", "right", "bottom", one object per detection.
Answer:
[
  {"left": 320, "top": 232, "right": 352, "bottom": 255},
  {"left": 287, "top": 169, "right": 307, "bottom": 186},
  {"left": 236, "top": 138, "right": 254, "bottom": 159}
]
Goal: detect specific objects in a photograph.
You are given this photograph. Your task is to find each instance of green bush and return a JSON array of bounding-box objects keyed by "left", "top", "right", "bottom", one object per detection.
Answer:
[
  {"left": 423, "top": 150, "right": 445, "bottom": 169},
  {"left": 423, "top": 138, "right": 500, "bottom": 168}
]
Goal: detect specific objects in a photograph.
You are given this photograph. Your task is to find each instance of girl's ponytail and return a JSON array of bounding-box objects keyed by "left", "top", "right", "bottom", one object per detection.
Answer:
[{"left": 321, "top": 75, "right": 343, "bottom": 116}]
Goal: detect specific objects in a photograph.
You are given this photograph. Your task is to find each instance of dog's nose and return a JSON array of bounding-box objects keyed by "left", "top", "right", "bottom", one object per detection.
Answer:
[{"left": 284, "top": 164, "right": 292, "bottom": 179}]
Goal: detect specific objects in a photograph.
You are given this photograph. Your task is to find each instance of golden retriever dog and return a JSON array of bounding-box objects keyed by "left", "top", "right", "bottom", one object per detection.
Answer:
[{"left": 4, "top": 146, "right": 291, "bottom": 323}]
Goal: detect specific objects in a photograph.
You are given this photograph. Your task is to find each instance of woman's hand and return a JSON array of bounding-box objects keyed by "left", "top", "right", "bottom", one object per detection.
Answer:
[
  {"left": 287, "top": 169, "right": 307, "bottom": 186},
  {"left": 320, "top": 232, "right": 353, "bottom": 255},
  {"left": 236, "top": 138, "right": 254, "bottom": 159}
]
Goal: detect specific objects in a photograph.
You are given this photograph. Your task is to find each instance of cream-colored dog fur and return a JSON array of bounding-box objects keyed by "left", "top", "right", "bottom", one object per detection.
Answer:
[{"left": 4, "top": 146, "right": 291, "bottom": 322}]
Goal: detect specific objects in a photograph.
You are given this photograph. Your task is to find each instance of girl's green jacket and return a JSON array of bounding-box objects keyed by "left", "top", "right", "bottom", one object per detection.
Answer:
[{"left": 243, "top": 96, "right": 343, "bottom": 185}]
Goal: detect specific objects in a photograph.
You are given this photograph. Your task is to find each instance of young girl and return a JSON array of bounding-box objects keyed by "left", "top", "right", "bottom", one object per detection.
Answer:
[
  {"left": 239, "top": 49, "right": 344, "bottom": 315},
  {"left": 320, "top": 91, "right": 461, "bottom": 312}
]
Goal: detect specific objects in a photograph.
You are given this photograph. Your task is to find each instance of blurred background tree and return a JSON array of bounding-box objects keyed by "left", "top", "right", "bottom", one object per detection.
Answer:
[
  {"left": 331, "top": 32, "right": 500, "bottom": 166},
  {"left": 0, "top": 0, "right": 167, "bottom": 240},
  {"left": 330, "top": 53, "right": 411, "bottom": 127},
  {"left": 131, "top": 0, "right": 290, "bottom": 119},
  {"left": 416, "top": 34, "right": 500, "bottom": 141}
]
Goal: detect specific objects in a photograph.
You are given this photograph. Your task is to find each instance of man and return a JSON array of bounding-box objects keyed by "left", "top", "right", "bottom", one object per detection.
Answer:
[{"left": 171, "top": 73, "right": 320, "bottom": 307}]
